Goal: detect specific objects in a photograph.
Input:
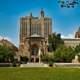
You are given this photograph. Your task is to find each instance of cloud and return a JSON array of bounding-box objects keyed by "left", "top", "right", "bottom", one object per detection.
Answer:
[
  {"left": 61, "top": 34, "right": 75, "bottom": 39},
  {"left": 0, "top": 36, "right": 12, "bottom": 42},
  {"left": 0, "top": 36, "right": 3, "bottom": 40}
]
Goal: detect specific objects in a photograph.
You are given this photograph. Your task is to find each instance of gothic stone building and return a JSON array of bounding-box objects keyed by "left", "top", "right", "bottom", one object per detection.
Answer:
[
  {"left": 19, "top": 9, "right": 52, "bottom": 62},
  {"left": 75, "top": 27, "right": 80, "bottom": 38},
  {"left": 63, "top": 27, "right": 80, "bottom": 48},
  {"left": 0, "top": 39, "right": 18, "bottom": 55}
]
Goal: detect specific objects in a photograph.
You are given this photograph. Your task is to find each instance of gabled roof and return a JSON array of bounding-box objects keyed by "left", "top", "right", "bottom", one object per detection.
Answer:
[{"left": 0, "top": 39, "right": 18, "bottom": 51}]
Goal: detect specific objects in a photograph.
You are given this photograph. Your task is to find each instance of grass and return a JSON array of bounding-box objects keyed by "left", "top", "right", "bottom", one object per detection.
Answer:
[{"left": 0, "top": 67, "right": 80, "bottom": 80}]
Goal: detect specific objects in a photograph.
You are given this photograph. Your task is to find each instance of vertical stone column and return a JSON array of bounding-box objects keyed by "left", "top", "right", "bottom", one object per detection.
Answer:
[
  {"left": 41, "top": 18, "right": 44, "bottom": 37},
  {"left": 19, "top": 18, "right": 22, "bottom": 57},
  {"left": 34, "top": 56, "right": 36, "bottom": 63},
  {"left": 38, "top": 42, "right": 42, "bottom": 63},
  {"left": 38, "top": 47, "right": 41, "bottom": 63}
]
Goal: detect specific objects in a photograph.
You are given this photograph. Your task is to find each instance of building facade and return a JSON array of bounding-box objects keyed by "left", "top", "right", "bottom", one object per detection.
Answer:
[
  {"left": 63, "top": 38, "right": 80, "bottom": 48},
  {"left": 19, "top": 9, "right": 52, "bottom": 62},
  {"left": 0, "top": 39, "right": 18, "bottom": 55},
  {"left": 63, "top": 27, "right": 80, "bottom": 48},
  {"left": 75, "top": 27, "right": 80, "bottom": 38}
]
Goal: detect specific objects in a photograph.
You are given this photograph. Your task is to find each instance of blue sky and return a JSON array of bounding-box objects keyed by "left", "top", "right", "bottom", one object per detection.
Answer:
[{"left": 0, "top": 0, "right": 80, "bottom": 47}]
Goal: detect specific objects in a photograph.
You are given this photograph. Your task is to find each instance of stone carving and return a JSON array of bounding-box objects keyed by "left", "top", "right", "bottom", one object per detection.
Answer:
[{"left": 72, "top": 55, "right": 79, "bottom": 63}]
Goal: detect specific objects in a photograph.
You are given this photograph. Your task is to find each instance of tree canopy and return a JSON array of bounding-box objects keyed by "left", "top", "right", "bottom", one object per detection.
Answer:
[
  {"left": 53, "top": 45, "right": 74, "bottom": 62},
  {"left": 48, "top": 33, "right": 64, "bottom": 52},
  {"left": 0, "top": 45, "right": 16, "bottom": 63}
]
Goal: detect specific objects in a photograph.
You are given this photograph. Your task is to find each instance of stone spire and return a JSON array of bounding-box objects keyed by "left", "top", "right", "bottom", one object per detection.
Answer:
[
  {"left": 78, "top": 27, "right": 80, "bottom": 32},
  {"left": 30, "top": 12, "right": 32, "bottom": 17},
  {"left": 75, "top": 27, "right": 80, "bottom": 38},
  {"left": 40, "top": 8, "right": 44, "bottom": 17}
]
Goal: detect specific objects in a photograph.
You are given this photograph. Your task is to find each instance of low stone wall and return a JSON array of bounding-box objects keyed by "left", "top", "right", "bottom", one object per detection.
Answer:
[
  {"left": 20, "top": 63, "right": 49, "bottom": 67},
  {"left": 19, "top": 63, "right": 80, "bottom": 68},
  {"left": 0, "top": 63, "right": 12, "bottom": 67},
  {"left": 53, "top": 63, "right": 80, "bottom": 68}
]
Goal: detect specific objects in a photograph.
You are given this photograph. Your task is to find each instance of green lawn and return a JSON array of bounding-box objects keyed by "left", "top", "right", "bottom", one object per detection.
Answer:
[{"left": 0, "top": 67, "right": 80, "bottom": 80}]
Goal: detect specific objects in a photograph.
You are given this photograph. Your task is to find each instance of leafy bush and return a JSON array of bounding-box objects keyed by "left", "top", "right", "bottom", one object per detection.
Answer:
[
  {"left": 54, "top": 45, "right": 75, "bottom": 62},
  {"left": 20, "top": 56, "right": 29, "bottom": 63},
  {"left": 41, "top": 53, "right": 54, "bottom": 64}
]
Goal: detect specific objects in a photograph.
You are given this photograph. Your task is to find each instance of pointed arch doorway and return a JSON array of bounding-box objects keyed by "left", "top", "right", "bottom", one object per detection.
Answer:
[{"left": 31, "top": 44, "right": 39, "bottom": 62}]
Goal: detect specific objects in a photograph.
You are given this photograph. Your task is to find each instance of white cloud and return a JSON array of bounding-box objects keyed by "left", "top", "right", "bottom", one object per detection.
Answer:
[
  {"left": 0, "top": 36, "right": 12, "bottom": 42},
  {"left": 0, "top": 36, "right": 3, "bottom": 40},
  {"left": 61, "top": 34, "right": 75, "bottom": 39}
]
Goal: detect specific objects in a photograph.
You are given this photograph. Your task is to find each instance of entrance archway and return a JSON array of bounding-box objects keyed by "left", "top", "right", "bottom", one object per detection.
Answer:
[{"left": 31, "top": 44, "right": 39, "bottom": 62}]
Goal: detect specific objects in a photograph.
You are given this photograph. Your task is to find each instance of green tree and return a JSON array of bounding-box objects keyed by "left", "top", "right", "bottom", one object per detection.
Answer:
[
  {"left": 41, "top": 53, "right": 54, "bottom": 63},
  {"left": 0, "top": 45, "right": 15, "bottom": 63},
  {"left": 48, "top": 33, "right": 63, "bottom": 52},
  {"left": 54, "top": 45, "right": 74, "bottom": 62},
  {"left": 74, "top": 44, "right": 80, "bottom": 54},
  {"left": 73, "top": 44, "right": 80, "bottom": 61}
]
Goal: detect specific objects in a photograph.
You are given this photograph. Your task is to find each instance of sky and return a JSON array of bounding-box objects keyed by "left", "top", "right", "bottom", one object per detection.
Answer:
[{"left": 0, "top": 0, "right": 80, "bottom": 47}]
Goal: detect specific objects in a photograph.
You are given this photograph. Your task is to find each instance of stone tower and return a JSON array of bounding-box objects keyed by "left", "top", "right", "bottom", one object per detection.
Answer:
[
  {"left": 75, "top": 27, "right": 80, "bottom": 38},
  {"left": 19, "top": 9, "right": 52, "bottom": 62}
]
